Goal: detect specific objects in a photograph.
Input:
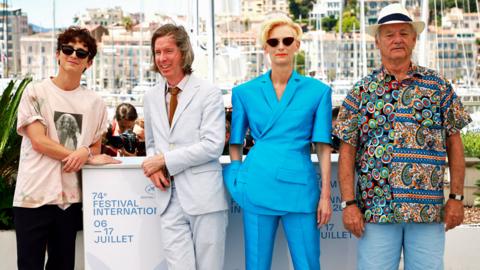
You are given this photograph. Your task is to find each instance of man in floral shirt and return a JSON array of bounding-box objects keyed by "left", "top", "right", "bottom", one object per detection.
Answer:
[{"left": 334, "top": 4, "right": 471, "bottom": 270}]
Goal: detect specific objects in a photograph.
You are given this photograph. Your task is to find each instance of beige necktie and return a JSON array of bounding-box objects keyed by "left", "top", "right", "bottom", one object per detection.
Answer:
[{"left": 168, "top": 87, "right": 180, "bottom": 126}]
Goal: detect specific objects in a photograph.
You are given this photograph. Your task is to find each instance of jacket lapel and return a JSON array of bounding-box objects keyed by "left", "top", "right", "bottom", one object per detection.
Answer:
[
  {"left": 156, "top": 81, "right": 170, "bottom": 134},
  {"left": 259, "top": 71, "right": 301, "bottom": 137},
  {"left": 260, "top": 70, "right": 278, "bottom": 111},
  {"left": 170, "top": 76, "right": 200, "bottom": 131}
]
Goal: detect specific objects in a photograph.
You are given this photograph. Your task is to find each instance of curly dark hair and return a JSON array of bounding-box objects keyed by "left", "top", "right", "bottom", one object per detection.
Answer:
[{"left": 57, "top": 26, "right": 97, "bottom": 60}]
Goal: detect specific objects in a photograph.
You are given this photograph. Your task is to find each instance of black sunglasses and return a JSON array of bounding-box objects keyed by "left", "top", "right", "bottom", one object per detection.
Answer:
[
  {"left": 266, "top": 37, "right": 295, "bottom": 47},
  {"left": 60, "top": 45, "right": 90, "bottom": 59}
]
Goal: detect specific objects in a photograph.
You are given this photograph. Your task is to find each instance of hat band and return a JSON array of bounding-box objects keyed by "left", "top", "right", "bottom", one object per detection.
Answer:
[{"left": 378, "top": 13, "right": 412, "bottom": 24}]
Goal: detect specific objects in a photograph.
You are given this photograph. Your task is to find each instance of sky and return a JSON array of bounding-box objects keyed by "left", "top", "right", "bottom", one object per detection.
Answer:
[{"left": 10, "top": 0, "right": 240, "bottom": 28}]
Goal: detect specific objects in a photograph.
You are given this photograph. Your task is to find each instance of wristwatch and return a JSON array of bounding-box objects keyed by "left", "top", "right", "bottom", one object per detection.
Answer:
[
  {"left": 341, "top": 199, "right": 357, "bottom": 209},
  {"left": 449, "top": 193, "right": 464, "bottom": 201}
]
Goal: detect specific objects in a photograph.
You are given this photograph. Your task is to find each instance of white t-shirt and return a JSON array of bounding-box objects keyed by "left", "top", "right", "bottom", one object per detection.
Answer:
[{"left": 14, "top": 78, "right": 108, "bottom": 208}]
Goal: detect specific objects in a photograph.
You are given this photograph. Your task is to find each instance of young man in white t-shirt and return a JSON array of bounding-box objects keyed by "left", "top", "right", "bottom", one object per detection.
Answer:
[{"left": 14, "top": 27, "right": 119, "bottom": 270}]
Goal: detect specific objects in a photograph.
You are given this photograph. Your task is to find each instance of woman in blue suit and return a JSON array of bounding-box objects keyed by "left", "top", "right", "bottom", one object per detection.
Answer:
[{"left": 224, "top": 17, "right": 333, "bottom": 270}]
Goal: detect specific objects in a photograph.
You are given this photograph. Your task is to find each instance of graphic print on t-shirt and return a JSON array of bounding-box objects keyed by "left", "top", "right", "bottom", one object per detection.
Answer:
[{"left": 54, "top": 111, "right": 83, "bottom": 150}]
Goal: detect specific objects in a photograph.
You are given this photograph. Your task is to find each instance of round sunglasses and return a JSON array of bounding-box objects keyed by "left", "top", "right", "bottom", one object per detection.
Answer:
[
  {"left": 60, "top": 45, "right": 90, "bottom": 59},
  {"left": 266, "top": 37, "right": 295, "bottom": 47}
]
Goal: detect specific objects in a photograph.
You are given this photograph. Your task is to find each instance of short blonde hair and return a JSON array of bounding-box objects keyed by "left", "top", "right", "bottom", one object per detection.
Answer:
[{"left": 260, "top": 17, "right": 303, "bottom": 46}]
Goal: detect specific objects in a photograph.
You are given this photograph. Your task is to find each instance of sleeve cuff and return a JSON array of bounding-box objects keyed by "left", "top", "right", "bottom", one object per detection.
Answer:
[
  {"left": 312, "top": 136, "right": 333, "bottom": 145},
  {"left": 17, "top": 116, "right": 46, "bottom": 136}
]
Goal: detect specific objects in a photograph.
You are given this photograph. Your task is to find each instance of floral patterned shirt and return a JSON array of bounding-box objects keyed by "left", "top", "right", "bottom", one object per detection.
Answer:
[{"left": 333, "top": 65, "right": 472, "bottom": 223}]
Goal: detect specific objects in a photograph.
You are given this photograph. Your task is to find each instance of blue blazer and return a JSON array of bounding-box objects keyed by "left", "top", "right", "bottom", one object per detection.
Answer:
[{"left": 224, "top": 70, "right": 332, "bottom": 214}]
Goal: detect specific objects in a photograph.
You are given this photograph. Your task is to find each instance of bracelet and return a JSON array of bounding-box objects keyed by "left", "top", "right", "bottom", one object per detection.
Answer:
[{"left": 81, "top": 145, "right": 93, "bottom": 158}]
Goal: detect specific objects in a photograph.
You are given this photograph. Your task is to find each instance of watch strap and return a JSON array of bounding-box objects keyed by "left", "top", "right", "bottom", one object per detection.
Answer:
[
  {"left": 449, "top": 193, "right": 464, "bottom": 201},
  {"left": 341, "top": 199, "right": 357, "bottom": 209}
]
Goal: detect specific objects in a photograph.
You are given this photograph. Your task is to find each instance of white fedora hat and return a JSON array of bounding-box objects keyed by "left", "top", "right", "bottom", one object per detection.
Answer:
[{"left": 366, "top": 3, "right": 425, "bottom": 36}]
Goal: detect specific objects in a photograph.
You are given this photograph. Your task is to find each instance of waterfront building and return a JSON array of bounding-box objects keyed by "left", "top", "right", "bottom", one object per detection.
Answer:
[
  {"left": 310, "top": 0, "right": 343, "bottom": 20},
  {"left": 241, "top": 0, "right": 289, "bottom": 21},
  {"left": 74, "top": 6, "right": 124, "bottom": 27},
  {"left": 0, "top": 5, "right": 29, "bottom": 78}
]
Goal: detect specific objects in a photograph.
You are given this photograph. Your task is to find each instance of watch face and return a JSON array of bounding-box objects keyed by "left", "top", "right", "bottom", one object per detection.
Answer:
[{"left": 341, "top": 200, "right": 357, "bottom": 209}]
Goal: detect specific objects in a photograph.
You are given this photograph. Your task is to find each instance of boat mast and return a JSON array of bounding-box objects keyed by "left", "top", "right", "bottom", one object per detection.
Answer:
[
  {"left": 353, "top": 23, "right": 357, "bottom": 80},
  {"left": 52, "top": 0, "right": 56, "bottom": 75},
  {"left": 453, "top": 0, "right": 472, "bottom": 86},
  {"left": 360, "top": 0, "right": 367, "bottom": 77},
  {"left": 317, "top": 0, "right": 325, "bottom": 79},
  {"left": 139, "top": 0, "right": 144, "bottom": 85},
  {"left": 418, "top": 0, "right": 429, "bottom": 66},
  {"left": 336, "top": 0, "right": 343, "bottom": 79},
  {"left": 207, "top": 0, "right": 215, "bottom": 82}
]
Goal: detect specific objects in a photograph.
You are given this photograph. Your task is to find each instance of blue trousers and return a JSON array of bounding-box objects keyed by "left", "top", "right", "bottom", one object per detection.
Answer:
[
  {"left": 242, "top": 210, "right": 320, "bottom": 270},
  {"left": 358, "top": 223, "right": 445, "bottom": 270}
]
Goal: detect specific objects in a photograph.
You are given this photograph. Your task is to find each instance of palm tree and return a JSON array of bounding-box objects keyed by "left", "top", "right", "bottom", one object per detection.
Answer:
[
  {"left": 122, "top": 16, "right": 134, "bottom": 32},
  {"left": 0, "top": 78, "right": 32, "bottom": 229}
]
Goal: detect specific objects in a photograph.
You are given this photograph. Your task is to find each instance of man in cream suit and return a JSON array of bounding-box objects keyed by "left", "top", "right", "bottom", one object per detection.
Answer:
[{"left": 142, "top": 24, "right": 228, "bottom": 270}]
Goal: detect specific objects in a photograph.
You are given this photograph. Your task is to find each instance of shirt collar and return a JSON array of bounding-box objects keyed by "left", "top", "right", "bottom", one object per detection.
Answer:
[
  {"left": 166, "top": 74, "right": 190, "bottom": 92},
  {"left": 376, "top": 62, "right": 425, "bottom": 81}
]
